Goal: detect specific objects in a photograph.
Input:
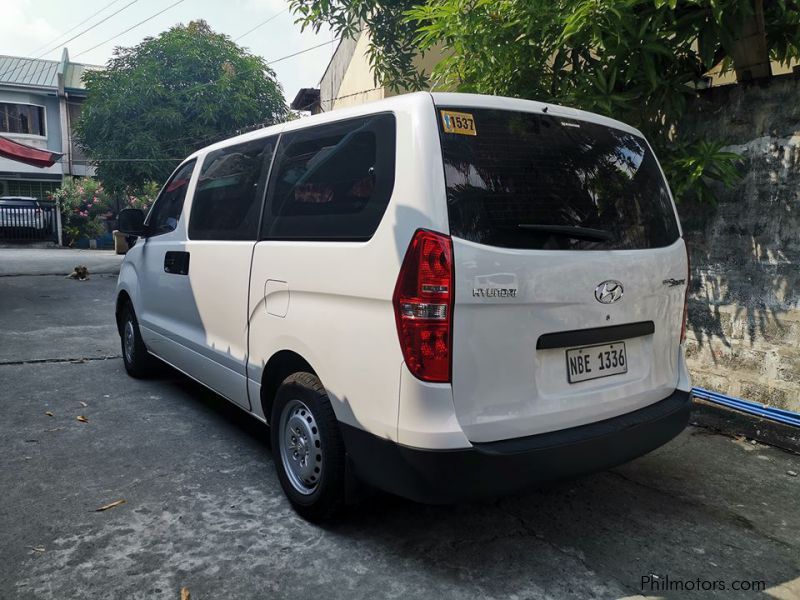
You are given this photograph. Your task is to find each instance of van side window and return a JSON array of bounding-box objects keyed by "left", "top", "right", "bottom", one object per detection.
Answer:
[
  {"left": 189, "top": 138, "right": 276, "bottom": 241},
  {"left": 261, "top": 113, "right": 396, "bottom": 241},
  {"left": 146, "top": 160, "right": 196, "bottom": 236}
]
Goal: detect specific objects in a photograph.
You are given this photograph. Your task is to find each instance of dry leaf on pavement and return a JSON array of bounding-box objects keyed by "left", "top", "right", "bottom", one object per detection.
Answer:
[
  {"left": 79, "top": 401, "right": 88, "bottom": 407},
  {"left": 45, "top": 411, "right": 54, "bottom": 417},
  {"left": 95, "top": 499, "right": 126, "bottom": 512},
  {"left": 76, "top": 416, "right": 88, "bottom": 423},
  {"left": 181, "top": 587, "right": 191, "bottom": 600}
]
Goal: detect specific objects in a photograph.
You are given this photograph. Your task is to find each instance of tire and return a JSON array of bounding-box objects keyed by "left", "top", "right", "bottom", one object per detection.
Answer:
[
  {"left": 271, "top": 372, "right": 346, "bottom": 521},
  {"left": 119, "top": 302, "right": 159, "bottom": 378}
]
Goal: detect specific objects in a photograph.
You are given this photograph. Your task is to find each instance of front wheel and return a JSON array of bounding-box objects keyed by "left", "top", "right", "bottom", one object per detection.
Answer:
[
  {"left": 271, "top": 372, "right": 346, "bottom": 521},
  {"left": 119, "top": 303, "right": 159, "bottom": 378}
]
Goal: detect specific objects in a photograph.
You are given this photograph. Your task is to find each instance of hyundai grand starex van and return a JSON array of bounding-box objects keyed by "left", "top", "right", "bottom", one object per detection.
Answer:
[{"left": 115, "top": 92, "right": 692, "bottom": 520}]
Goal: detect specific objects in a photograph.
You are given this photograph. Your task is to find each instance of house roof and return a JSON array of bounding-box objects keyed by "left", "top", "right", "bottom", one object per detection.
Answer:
[
  {"left": 0, "top": 56, "right": 60, "bottom": 89},
  {"left": 290, "top": 88, "right": 320, "bottom": 111},
  {"left": 0, "top": 51, "right": 101, "bottom": 92},
  {"left": 63, "top": 62, "right": 98, "bottom": 90}
]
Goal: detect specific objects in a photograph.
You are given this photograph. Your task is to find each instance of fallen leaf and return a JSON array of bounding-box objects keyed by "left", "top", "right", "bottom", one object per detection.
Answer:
[
  {"left": 45, "top": 411, "right": 54, "bottom": 417},
  {"left": 181, "top": 587, "right": 190, "bottom": 600},
  {"left": 95, "top": 499, "right": 126, "bottom": 512},
  {"left": 76, "top": 416, "right": 88, "bottom": 423},
  {"left": 28, "top": 546, "right": 45, "bottom": 553},
  {"left": 79, "top": 401, "right": 88, "bottom": 408}
]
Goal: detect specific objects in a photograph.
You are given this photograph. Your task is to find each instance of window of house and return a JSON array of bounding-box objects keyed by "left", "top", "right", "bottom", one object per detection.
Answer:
[
  {"left": 261, "top": 113, "right": 396, "bottom": 241},
  {"left": 0, "top": 103, "right": 45, "bottom": 136},
  {"left": 146, "top": 160, "right": 196, "bottom": 236},
  {"left": 189, "top": 137, "right": 276, "bottom": 241}
]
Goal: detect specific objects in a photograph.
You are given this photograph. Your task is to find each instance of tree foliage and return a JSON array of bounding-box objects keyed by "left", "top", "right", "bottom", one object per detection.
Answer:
[
  {"left": 77, "top": 20, "right": 287, "bottom": 193},
  {"left": 290, "top": 0, "right": 800, "bottom": 202}
]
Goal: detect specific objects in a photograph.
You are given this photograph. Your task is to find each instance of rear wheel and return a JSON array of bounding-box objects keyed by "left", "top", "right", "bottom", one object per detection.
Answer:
[
  {"left": 119, "top": 302, "right": 159, "bottom": 378},
  {"left": 271, "top": 372, "right": 346, "bottom": 521}
]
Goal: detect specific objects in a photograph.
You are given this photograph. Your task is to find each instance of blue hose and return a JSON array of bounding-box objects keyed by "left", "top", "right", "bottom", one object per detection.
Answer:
[{"left": 692, "top": 387, "right": 800, "bottom": 428}]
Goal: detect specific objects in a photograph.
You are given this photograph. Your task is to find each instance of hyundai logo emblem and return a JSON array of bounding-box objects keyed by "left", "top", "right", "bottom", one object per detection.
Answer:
[{"left": 595, "top": 280, "right": 623, "bottom": 304}]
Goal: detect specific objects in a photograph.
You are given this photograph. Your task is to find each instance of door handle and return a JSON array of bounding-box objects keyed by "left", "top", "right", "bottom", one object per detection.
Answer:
[{"left": 164, "top": 251, "right": 190, "bottom": 275}]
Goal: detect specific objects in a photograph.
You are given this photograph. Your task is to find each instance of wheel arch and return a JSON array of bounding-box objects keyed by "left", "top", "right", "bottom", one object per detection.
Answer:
[
  {"left": 115, "top": 289, "right": 133, "bottom": 336},
  {"left": 260, "top": 350, "right": 318, "bottom": 426}
]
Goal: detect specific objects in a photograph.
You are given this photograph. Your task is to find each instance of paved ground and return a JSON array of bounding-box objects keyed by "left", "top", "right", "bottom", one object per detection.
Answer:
[
  {"left": 0, "top": 247, "right": 123, "bottom": 277},
  {"left": 1, "top": 248, "right": 799, "bottom": 600}
]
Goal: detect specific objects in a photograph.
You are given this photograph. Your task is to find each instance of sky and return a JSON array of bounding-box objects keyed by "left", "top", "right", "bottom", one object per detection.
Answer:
[{"left": 0, "top": 0, "right": 336, "bottom": 104}]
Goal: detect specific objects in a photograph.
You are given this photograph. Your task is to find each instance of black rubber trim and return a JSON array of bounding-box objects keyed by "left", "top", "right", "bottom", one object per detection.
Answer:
[
  {"left": 536, "top": 320, "right": 655, "bottom": 350},
  {"left": 473, "top": 388, "right": 687, "bottom": 454},
  {"left": 341, "top": 388, "right": 691, "bottom": 504}
]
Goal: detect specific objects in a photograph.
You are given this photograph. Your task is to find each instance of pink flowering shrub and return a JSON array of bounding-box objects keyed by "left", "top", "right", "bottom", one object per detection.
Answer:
[
  {"left": 51, "top": 178, "right": 109, "bottom": 244},
  {"left": 52, "top": 178, "right": 159, "bottom": 245},
  {"left": 126, "top": 180, "right": 160, "bottom": 212}
]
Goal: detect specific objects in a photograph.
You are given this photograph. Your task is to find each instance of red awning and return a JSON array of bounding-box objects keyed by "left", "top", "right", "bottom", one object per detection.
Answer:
[{"left": 0, "top": 135, "right": 63, "bottom": 168}]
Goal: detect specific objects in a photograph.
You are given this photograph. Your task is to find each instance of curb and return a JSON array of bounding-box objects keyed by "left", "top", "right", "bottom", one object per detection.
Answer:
[{"left": 691, "top": 397, "right": 800, "bottom": 455}]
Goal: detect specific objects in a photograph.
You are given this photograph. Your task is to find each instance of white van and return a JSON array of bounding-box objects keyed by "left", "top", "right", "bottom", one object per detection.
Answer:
[{"left": 116, "top": 92, "right": 692, "bottom": 520}]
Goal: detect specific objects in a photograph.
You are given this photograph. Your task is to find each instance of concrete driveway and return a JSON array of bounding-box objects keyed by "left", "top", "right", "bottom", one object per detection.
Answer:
[
  {"left": 1, "top": 248, "right": 799, "bottom": 599},
  {"left": 0, "top": 247, "right": 123, "bottom": 277}
]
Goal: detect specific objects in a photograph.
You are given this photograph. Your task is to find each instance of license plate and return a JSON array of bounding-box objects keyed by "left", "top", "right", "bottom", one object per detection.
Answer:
[{"left": 566, "top": 342, "right": 627, "bottom": 383}]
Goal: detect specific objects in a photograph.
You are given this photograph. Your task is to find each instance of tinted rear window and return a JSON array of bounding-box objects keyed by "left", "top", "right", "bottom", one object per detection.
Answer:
[{"left": 439, "top": 107, "right": 679, "bottom": 250}]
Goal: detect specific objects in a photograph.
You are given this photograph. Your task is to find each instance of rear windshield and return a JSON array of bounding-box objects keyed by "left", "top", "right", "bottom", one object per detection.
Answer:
[{"left": 438, "top": 107, "right": 680, "bottom": 250}]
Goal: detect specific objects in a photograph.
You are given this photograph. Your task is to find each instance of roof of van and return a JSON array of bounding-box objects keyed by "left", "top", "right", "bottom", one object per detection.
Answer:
[{"left": 187, "top": 92, "right": 644, "bottom": 162}]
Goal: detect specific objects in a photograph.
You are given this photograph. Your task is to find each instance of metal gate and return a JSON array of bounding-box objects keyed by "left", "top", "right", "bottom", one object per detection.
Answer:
[{"left": 0, "top": 201, "right": 59, "bottom": 243}]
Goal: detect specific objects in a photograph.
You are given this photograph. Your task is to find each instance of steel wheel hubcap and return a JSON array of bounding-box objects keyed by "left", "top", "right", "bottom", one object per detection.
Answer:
[
  {"left": 279, "top": 399, "right": 322, "bottom": 495},
  {"left": 123, "top": 320, "right": 135, "bottom": 364}
]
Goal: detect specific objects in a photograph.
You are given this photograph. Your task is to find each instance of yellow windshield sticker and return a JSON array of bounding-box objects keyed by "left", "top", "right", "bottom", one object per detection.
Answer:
[{"left": 441, "top": 110, "right": 477, "bottom": 136}]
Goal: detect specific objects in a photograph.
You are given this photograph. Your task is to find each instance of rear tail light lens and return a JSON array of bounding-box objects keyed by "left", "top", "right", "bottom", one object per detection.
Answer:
[
  {"left": 681, "top": 240, "right": 690, "bottom": 344},
  {"left": 393, "top": 229, "right": 454, "bottom": 383}
]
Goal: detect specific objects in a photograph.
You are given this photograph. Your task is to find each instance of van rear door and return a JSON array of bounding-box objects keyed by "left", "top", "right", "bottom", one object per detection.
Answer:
[{"left": 437, "top": 104, "right": 688, "bottom": 443}]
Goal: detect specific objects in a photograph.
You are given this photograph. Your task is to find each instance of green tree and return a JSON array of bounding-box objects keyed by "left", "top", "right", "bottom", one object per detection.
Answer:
[
  {"left": 77, "top": 20, "right": 287, "bottom": 193},
  {"left": 290, "top": 0, "right": 800, "bottom": 202}
]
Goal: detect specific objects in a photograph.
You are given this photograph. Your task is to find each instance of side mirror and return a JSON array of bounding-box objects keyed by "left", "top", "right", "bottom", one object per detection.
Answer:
[{"left": 117, "top": 208, "right": 146, "bottom": 236}]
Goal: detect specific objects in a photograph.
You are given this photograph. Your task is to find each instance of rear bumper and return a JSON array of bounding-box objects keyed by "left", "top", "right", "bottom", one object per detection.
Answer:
[{"left": 342, "top": 388, "right": 691, "bottom": 504}]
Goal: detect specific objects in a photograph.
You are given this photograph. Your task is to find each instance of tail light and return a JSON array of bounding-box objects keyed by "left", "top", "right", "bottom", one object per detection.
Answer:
[
  {"left": 393, "top": 229, "right": 454, "bottom": 383},
  {"left": 680, "top": 240, "right": 690, "bottom": 344}
]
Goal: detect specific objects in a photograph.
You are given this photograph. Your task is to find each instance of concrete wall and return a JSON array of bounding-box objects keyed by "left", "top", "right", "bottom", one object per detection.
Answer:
[
  {"left": 319, "top": 30, "right": 446, "bottom": 112},
  {"left": 678, "top": 73, "right": 800, "bottom": 411},
  {"left": 322, "top": 31, "right": 384, "bottom": 111},
  {"left": 319, "top": 34, "right": 358, "bottom": 109}
]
